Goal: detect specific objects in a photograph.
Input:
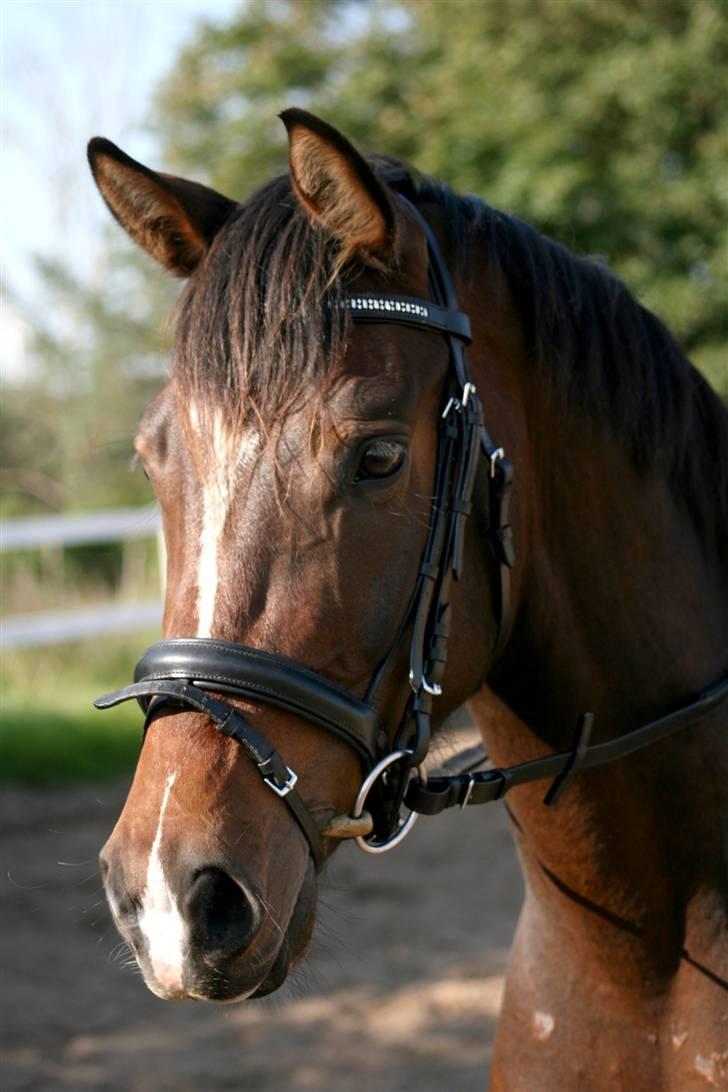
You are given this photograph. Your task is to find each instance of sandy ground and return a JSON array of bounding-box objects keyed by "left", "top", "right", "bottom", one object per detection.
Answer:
[{"left": 1, "top": 749, "right": 523, "bottom": 1092}]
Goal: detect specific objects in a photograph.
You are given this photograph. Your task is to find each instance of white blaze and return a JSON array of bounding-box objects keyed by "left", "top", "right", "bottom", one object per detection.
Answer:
[
  {"left": 139, "top": 771, "right": 186, "bottom": 992},
  {"left": 194, "top": 408, "right": 233, "bottom": 638},
  {"left": 190, "top": 406, "right": 258, "bottom": 639}
]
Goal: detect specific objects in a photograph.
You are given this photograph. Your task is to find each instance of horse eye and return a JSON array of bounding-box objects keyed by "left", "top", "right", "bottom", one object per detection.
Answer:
[{"left": 356, "top": 439, "right": 406, "bottom": 481}]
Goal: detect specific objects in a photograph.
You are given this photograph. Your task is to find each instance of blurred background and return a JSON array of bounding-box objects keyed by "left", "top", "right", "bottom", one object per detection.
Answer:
[
  {"left": 1, "top": 1, "right": 726, "bottom": 1088},
  {"left": 2, "top": 0, "right": 727, "bottom": 782}
]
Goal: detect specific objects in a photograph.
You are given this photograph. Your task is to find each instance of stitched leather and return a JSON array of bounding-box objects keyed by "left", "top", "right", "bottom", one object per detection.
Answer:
[
  {"left": 98, "top": 678, "right": 326, "bottom": 871},
  {"left": 134, "top": 639, "right": 379, "bottom": 763}
]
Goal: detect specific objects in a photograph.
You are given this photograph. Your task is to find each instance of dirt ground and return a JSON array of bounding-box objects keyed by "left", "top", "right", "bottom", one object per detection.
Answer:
[{"left": 1, "top": 743, "right": 523, "bottom": 1092}]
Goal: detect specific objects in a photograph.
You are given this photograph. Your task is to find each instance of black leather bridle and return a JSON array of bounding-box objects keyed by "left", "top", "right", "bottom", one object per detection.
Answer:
[{"left": 96, "top": 199, "right": 728, "bottom": 873}]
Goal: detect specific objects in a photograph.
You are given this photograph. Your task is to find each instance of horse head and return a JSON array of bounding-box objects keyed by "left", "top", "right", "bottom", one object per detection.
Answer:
[{"left": 89, "top": 111, "right": 499, "bottom": 1001}]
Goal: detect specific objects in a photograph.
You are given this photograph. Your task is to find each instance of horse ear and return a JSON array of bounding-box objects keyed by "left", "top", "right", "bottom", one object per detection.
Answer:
[
  {"left": 87, "top": 138, "right": 237, "bottom": 276},
  {"left": 280, "top": 109, "right": 395, "bottom": 266}
]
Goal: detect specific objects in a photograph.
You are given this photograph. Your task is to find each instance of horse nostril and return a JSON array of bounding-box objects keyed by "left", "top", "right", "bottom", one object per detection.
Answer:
[{"left": 184, "top": 867, "right": 261, "bottom": 959}]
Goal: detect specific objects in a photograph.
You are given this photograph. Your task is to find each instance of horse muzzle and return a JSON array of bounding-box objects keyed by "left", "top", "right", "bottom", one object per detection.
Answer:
[{"left": 100, "top": 841, "right": 316, "bottom": 1002}]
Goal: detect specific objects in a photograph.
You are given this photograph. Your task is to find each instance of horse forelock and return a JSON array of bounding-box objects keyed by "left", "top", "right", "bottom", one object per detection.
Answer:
[
  {"left": 172, "top": 174, "right": 351, "bottom": 450},
  {"left": 170, "top": 158, "right": 728, "bottom": 551}
]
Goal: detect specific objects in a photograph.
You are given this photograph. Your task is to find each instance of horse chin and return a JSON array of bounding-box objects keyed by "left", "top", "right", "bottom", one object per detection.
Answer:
[
  {"left": 250, "top": 859, "right": 319, "bottom": 999},
  {"left": 249, "top": 939, "right": 292, "bottom": 999}
]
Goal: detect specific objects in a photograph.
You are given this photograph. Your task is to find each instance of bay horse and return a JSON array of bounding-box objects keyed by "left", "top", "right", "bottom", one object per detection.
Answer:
[{"left": 88, "top": 110, "right": 728, "bottom": 1090}]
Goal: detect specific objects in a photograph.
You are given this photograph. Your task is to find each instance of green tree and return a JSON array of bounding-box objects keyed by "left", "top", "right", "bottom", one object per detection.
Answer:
[
  {"left": 156, "top": 0, "right": 727, "bottom": 394},
  {"left": 5, "top": 0, "right": 726, "bottom": 524},
  {"left": 2, "top": 248, "right": 176, "bottom": 517}
]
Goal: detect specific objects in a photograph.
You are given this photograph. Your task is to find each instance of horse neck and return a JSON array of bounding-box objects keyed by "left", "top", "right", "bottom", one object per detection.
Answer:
[
  {"left": 467, "top": 279, "right": 728, "bottom": 953},
  {"left": 493, "top": 382, "right": 727, "bottom": 749}
]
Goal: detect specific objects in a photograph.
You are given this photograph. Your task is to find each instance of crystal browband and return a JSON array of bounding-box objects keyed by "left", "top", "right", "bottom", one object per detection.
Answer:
[
  {"left": 349, "top": 295, "right": 430, "bottom": 318},
  {"left": 346, "top": 293, "right": 472, "bottom": 343}
]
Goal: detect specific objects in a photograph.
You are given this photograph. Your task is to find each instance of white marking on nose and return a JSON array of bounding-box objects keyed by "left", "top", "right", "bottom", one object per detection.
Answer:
[
  {"left": 139, "top": 771, "right": 186, "bottom": 992},
  {"left": 532, "top": 1011, "right": 555, "bottom": 1041}
]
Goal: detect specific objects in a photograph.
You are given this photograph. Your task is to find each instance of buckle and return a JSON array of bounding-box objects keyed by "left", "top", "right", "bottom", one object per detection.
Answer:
[
  {"left": 421, "top": 677, "right": 443, "bottom": 696},
  {"left": 264, "top": 766, "right": 298, "bottom": 798},
  {"left": 460, "top": 773, "right": 476, "bottom": 808},
  {"left": 489, "top": 447, "right": 505, "bottom": 478},
  {"left": 409, "top": 668, "right": 443, "bottom": 697},
  {"left": 442, "top": 382, "right": 477, "bottom": 419}
]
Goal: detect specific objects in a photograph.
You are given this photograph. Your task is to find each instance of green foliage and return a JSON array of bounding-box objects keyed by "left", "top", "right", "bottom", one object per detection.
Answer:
[
  {"left": 2, "top": 0, "right": 725, "bottom": 785},
  {"left": 156, "top": 0, "right": 727, "bottom": 392},
  {"left": 6, "top": 2, "right": 727, "bottom": 514},
  {"left": 0, "top": 706, "right": 140, "bottom": 785},
  {"left": 3, "top": 246, "right": 177, "bottom": 518},
  {"left": 0, "top": 634, "right": 155, "bottom": 784}
]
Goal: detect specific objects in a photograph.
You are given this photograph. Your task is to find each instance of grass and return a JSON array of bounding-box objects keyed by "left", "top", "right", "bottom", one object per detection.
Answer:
[{"left": 1, "top": 633, "right": 157, "bottom": 785}]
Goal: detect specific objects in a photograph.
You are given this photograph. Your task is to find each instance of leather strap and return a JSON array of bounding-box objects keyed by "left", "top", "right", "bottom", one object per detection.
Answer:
[
  {"left": 347, "top": 294, "right": 471, "bottom": 343},
  {"left": 132, "top": 638, "right": 379, "bottom": 765},
  {"left": 405, "top": 674, "right": 728, "bottom": 815},
  {"left": 96, "top": 678, "right": 326, "bottom": 871}
]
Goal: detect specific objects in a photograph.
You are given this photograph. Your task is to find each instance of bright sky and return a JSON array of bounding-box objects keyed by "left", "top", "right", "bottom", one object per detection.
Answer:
[{"left": 1, "top": 0, "right": 241, "bottom": 381}]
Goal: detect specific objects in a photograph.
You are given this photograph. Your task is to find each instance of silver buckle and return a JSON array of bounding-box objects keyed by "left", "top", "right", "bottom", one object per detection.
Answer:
[
  {"left": 264, "top": 766, "right": 298, "bottom": 798},
  {"left": 442, "top": 382, "right": 476, "bottom": 419},
  {"left": 421, "top": 677, "right": 443, "bottom": 696},
  {"left": 409, "top": 668, "right": 443, "bottom": 697},
  {"left": 461, "top": 774, "right": 476, "bottom": 809},
  {"left": 489, "top": 447, "right": 505, "bottom": 478}
]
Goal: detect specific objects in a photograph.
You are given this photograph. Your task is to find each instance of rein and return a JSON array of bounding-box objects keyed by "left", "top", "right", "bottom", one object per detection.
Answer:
[{"left": 95, "top": 199, "right": 728, "bottom": 873}]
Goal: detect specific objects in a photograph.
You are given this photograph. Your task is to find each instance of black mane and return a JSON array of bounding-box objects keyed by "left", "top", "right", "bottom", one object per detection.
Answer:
[
  {"left": 484, "top": 208, "right": 728, "bottom": 546},
  {"left": 173, "top": 160, "right": 728, "bottom": 544},
  {"left": 381, "top": 159, "right": 728, "bottom": 546},
  {"left": 174, "top": 174, "right": 350, "bottom": 439}
]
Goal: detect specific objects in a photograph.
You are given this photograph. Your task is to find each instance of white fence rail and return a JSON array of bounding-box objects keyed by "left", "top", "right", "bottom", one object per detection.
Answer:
[
  {"left": 1, "top": 505, "right": 161, "bottom": 549},
  {"left": 1, "top": 507, "right": 163, "bottom": 648}
]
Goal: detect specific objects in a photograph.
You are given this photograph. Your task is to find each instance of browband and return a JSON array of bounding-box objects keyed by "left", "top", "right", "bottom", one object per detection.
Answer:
[{"left": 346, "top": 294, "right": 472, "bottom": 343}]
